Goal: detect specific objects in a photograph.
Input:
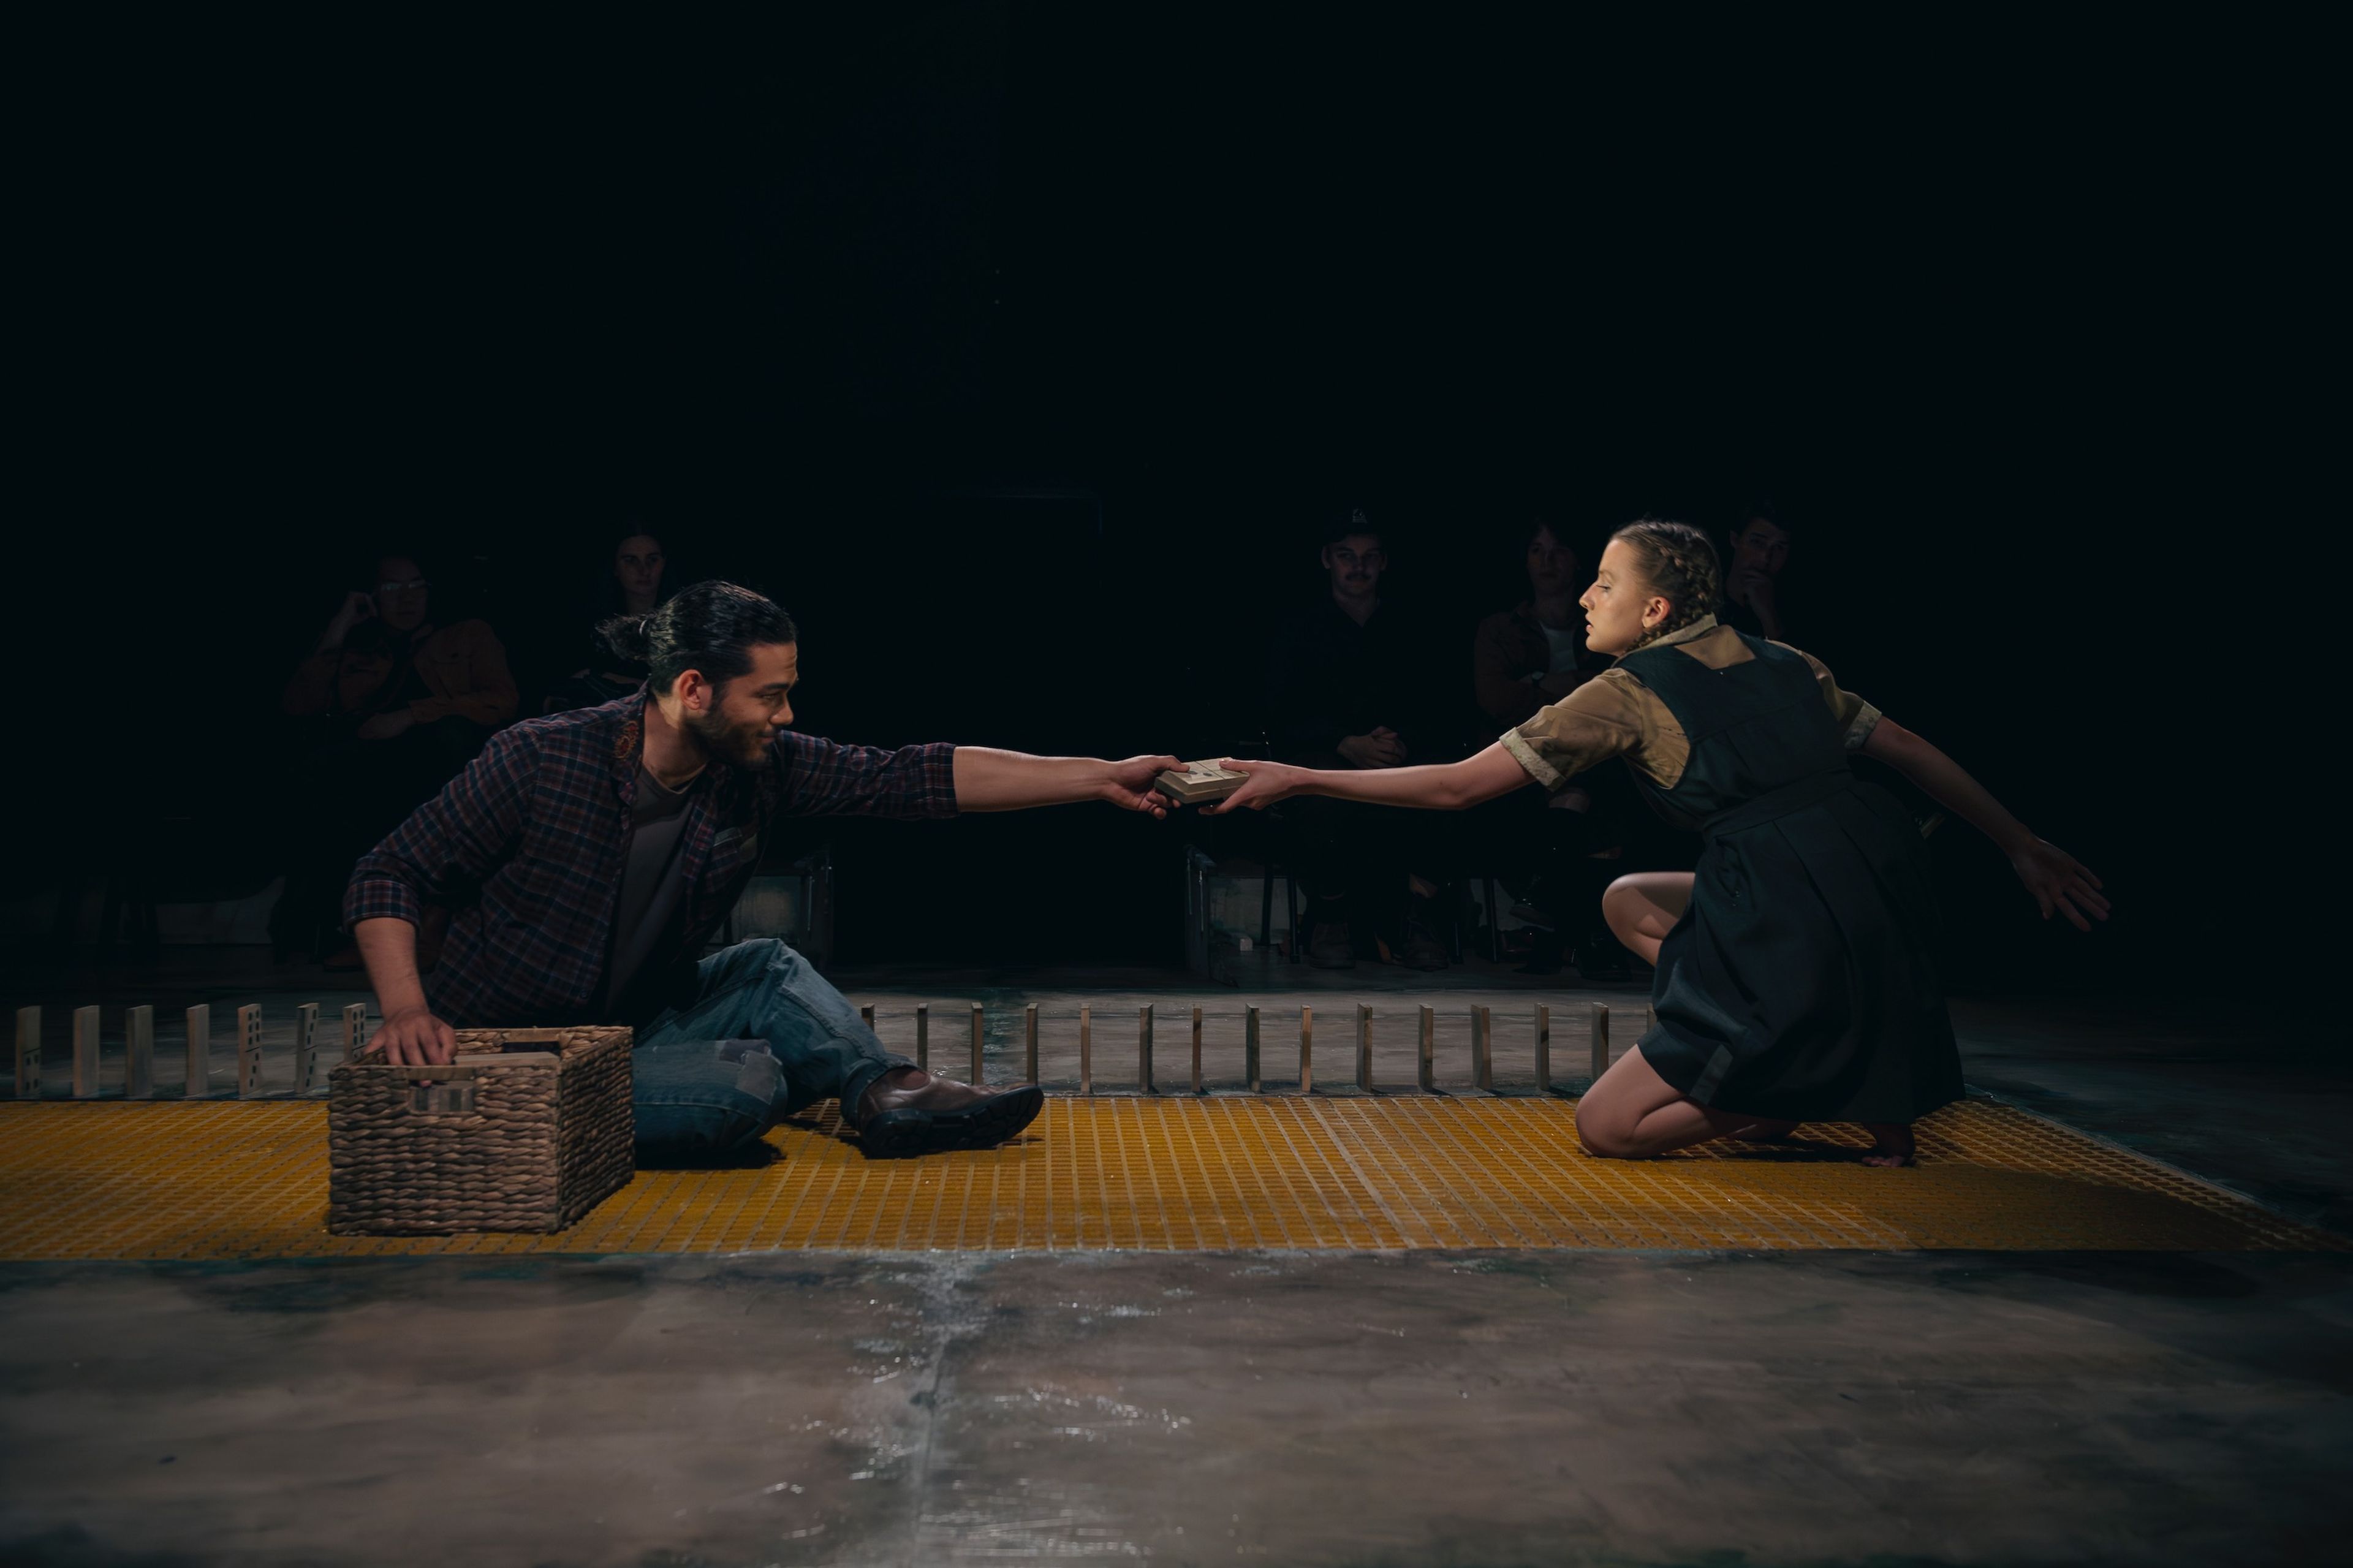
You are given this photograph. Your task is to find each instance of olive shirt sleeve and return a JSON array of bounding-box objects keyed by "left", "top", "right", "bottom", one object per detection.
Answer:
[
  {"left": 1498, "top": 669, "right": 1657, "bottom": 791},
  {"left": 1775, "top": 642, "right": 1883, "bottom": 751}
]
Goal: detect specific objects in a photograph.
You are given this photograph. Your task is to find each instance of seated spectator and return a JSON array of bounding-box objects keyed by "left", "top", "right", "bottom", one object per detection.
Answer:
[
  {"left": 1265, "top": 506, "right": 1453, "bottom": 969},
  {"left": 544, "top": 529, "right": 678, "bottom": 714},
  {"left": 1717, "top": 504, "right": 1792, "bottom": 640},
  {"left": 1472, "top": 518, "right": 1600, "bottom": 727},
  {"left": 1468, "top": 518, "right": 1625, "bottom": 976},
  {"left": 272, "top": 551, "right": 519, "bottom": 968}
]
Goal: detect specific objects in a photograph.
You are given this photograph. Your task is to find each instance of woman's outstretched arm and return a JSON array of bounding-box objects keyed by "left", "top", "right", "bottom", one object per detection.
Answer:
[
  {"left": 1861, "top": 718, "right": 2110, "bottom": 930},
  {"left": 1202, "top": 744, "right": 1534, "bottom": 816}
]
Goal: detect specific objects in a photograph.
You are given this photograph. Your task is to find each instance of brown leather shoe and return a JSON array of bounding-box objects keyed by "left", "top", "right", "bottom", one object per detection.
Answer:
[{"left": 854, "top": 1068, "right": 1044, "bottom": 1159}]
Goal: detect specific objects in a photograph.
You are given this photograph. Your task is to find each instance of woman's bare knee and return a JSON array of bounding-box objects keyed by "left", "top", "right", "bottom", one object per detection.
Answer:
[{"left": 1577, "top": 1120, "right": 1642, "bottom": 1159}]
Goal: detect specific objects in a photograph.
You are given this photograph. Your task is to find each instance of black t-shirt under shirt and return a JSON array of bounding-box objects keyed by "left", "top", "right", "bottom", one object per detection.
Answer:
[{"left": 599, "top": 762, "right": 701, "bottom": 1021}]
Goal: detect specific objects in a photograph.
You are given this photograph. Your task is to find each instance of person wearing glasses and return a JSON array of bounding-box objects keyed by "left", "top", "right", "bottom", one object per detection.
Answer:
[
  {"left": 276, "top": 551, "right": 520, "bottom": 969},
  {"left": 1262, "top": 506, "right": 1456, "bottom": 970}
]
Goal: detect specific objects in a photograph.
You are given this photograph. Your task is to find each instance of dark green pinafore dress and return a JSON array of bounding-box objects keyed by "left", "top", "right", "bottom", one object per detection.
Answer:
[{"left": 1615, "top": 634, "right": 1962, "bottom": 1124}]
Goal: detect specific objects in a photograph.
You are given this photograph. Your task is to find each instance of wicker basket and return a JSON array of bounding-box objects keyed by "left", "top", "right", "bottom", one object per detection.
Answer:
[{"left": 327, "top": 1026, "right": 634, "bottom": 1235}]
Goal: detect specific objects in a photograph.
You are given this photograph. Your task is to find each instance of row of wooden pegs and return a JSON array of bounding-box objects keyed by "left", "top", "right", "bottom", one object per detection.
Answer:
[
  {"left": 10, "top": 1002, "right": 370, "bottom": 1101},
  {"left": 865, "top": 1000, "right": 1656, "bottom": 1094}
]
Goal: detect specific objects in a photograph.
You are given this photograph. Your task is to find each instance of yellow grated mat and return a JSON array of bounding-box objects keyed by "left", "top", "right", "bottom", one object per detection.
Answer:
[{"left": 0, "top": 1096, "right": 2336, "bottom": 1259}]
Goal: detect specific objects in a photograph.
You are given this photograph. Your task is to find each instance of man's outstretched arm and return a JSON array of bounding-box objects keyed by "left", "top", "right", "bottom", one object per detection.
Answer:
[{"left": 952, "top": 748, "right": 1181, "bottom": 816}]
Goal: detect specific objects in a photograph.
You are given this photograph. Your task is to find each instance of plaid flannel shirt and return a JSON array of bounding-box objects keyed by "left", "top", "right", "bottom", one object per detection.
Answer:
[{"left": 345, "top": 692, "right": 958, "bottom": 1026}]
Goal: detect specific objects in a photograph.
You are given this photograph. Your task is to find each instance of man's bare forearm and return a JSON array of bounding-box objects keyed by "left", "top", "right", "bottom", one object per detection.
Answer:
[
  {"left": 950, "top": 748, "right": 1117, "bottom": 811},
  {"left": 355, "top": 917, "right": 431, "bottom": 1017}
]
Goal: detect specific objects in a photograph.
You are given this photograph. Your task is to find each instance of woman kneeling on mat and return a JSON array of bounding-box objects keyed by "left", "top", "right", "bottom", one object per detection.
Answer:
[{"left": 1206, "top": 519, "right": 2105, "bottom": 1168}]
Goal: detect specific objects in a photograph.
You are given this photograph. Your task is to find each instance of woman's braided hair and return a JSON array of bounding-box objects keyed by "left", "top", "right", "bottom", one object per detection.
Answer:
[{"left": 1610, "top": 518, "right": 1724, "bottom": 651}]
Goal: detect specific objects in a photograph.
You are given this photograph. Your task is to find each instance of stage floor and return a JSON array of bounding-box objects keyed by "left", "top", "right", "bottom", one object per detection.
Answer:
[{"left": 0, "top": 1094, "right": 2336, "bottom": 1260}]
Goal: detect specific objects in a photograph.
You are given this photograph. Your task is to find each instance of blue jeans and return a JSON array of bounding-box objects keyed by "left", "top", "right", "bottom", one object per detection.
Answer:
[{"left": 629, "top": 939, "right": 907, "bottom": 1159}]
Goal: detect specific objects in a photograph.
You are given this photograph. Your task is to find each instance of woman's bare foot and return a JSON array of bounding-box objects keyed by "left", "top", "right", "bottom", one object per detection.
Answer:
[{"left": 1860, "top": 1123, "right": 1915, "bottom": 1168}]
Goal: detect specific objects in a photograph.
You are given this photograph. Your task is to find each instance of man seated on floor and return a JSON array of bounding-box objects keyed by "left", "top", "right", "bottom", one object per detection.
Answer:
[{"left": 348, "top": 580, "right": 1178, "bottom": 1161}]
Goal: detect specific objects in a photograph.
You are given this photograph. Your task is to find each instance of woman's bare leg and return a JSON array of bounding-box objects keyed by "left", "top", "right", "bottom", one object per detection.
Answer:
[
  {"left": 1600, "top": 872, "right": 1693, "bottom": 967},
  {"left": 1575, "top": 1046, "right": 1798, "bottom": 1159}
]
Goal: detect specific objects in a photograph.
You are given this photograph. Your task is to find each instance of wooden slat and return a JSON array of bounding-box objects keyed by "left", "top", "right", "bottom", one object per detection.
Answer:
[
  {"left": 184, "top": 1005, "right": 210, "bottom": 1099},
  {"left": 237, "top": 1004, "right": 263, "bottom": 1099},
  {"left": 13, "top": 1006, "right": 38, "bottom": 1100},
  {"left": 72, "top": 1006, "right": 99, "bottom": 1099},
  {"left": 124, "top": 1006, "right": 154, "bottom": 1100},
  {"left": 292, "top": 1003, "right": 319, "bottom": 1095}
]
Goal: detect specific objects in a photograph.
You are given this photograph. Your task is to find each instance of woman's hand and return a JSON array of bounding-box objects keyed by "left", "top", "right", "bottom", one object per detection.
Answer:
[
  {"left": 2008, "top": 838, "right": 2110, "bottom": 931},
  {"left": 1200, "top": 759, "right": 1307, "bottom": 814}
]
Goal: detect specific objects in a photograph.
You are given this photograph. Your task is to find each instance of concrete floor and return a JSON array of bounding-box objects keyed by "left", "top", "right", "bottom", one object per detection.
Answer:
[
  {"left": 4, "top": 949, "right": 2347, "bottom": 1564},
  {"left": 5, "top": 1251, "right": 2350, "bottom": 1567}
]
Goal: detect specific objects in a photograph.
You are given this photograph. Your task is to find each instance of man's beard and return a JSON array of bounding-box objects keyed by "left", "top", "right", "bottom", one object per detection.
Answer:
[{"left": 682, "top": 705, "right": 770, "bottom": 770}]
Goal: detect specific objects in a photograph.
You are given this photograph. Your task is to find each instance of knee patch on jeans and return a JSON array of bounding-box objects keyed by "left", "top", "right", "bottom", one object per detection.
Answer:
[
  {"left": 724, "top": 1039, "right": 783, "bottom": 1104},
  {"left": 634, "top": 1039, "right": 784, "bottom": 1156}
]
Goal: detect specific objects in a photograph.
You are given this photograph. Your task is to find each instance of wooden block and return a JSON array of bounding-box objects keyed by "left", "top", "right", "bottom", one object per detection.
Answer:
[
  {"left": 1534, "top": 1004, "right": 1551, "bottom": 1093},
  {"left": 860, "top": 1004, "right": 876, "bottom": 1031},
  {"left": 184, "top": 1004, "right": 210, "bottom": 1099},
  {"left": 14, "top": 1006, "right": 39, "bottom": 1100},
  {"left": 1472, "top": 1005, "right": 1493, "bottom": 1091},
  {"left": 1025, "top": 1003, "right": 1039, "bottom": 1083},
  {"left": 915, "top": 1003, "right": 929, "bottom": 1071},
  {"left": 125, "top": 1006, "right": 154, "bottom": 1099},
  {"left": 970, "top": 1002, "right": 985, "bottom": 1086},
  {"left": 1151, "top": 760, "right": 1248, "bottom": 806},
  {"left": 1355, "top": 1004, "right": 1373, "bottom": 1092},
  {"left": 291, "top": 1003, "right": 319, "bottom": 1095},
  {"left": 73, "top": 1006, "right": 100, "bottom": 1099},
  {"left": 237, "top": 1004, "right": 263, "bottom": 1099},
  {"left": 1590, "top": 1004, "right": 1609, "bottom": 1083},
  {"left": 1139, "top": 1004, "right": 1154, "bottom": 1094},
  {"left": 342, "top": 1003, "right": 369, "bottom": 1064},
  {"left": 1299, "top": 1006, "right": 1313, "bottom": 1094},
  {"left": 1417, "top": 1004, "right": 1434, "bottom": 1093},
  {"left": 1191, "top": 1006, "right": 1203, "bottom": 1094},
  {"left": 1079, "top": 1005, "right": 1092, "bottom": 1096},
  {"left": 1246, "top": 1006, "right": 1262, "bottom": 1092}
]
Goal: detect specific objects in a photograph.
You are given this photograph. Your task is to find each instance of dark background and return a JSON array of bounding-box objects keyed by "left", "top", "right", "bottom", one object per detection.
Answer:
[{"left": 20, "top": 7, "right": 2333, "bottom": 990}]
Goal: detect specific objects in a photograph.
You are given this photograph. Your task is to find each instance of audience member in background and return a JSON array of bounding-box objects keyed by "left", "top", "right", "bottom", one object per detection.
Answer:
[
  {"left": 1469, "top": 518, "right": 1625, "bottom": 976},
  {"left": 1472, "top": 518, "right": 1599, "bottom": 727},
  {"left": 545, "top": 529, "right": 677, "bottom": 714},
  {"left": 275, "top": 551, "right": 520, "bottom": 968},
  {"left": 1264, "top": 506, "right": 1453, "bottom": 969},
  {"left": 1716, "top": 506, "right": 1792, "bottom": 640}
]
